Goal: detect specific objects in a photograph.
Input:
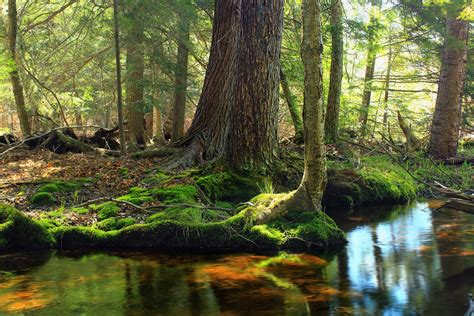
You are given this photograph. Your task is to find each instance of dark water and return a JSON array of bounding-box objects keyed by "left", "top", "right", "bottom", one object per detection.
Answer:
[{"left": 0, "top": 201, "right": 473, "bottom": 315}]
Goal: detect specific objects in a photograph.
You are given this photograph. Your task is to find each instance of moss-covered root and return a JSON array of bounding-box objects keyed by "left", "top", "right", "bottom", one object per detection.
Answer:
[
  {"left": 244, "top": 190, "right": 318, "bottom": 225},
  {"left": 0, "top": 204, "right": 54, "bottom": 251}
]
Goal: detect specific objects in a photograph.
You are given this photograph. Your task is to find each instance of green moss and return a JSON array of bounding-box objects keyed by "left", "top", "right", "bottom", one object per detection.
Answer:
[
  {"left": 117, "top": 187, "right": 155, "bottom": 205},
  {"left": 37, "top": 181, "right": 82, "bottom": 193},
  {"left": 142, "top": 170, "right": 170, "bottom": 185},
  {"left": 96, "top": 218, "right": 136, "bottom": 231},
  {"left": 150, "top": 185, "right": 198, "bottom": 204},
  {"left": 147, "top": 207, "right": 230, "bottom": 224},
  {"left": 92, "top": 202, "right": 121, "bottom": 220},
  {"left": 323, "top": 156, "right": 417, "bottom": 208},
  {"left": 46, "top": 209, "right": 64, "bottom": 218},
  {"left": 0, "top": 204, "right": 54, "bottom": 250},
  {"left": 71, "top": 207, "right": 89, "bottom": 214},
  {"left": 196, "top": 172, "right": 260, "bottom": 202},
  {"left": 37, "top": 218, "right": 61, "bottom": 230},
  {"left": 31, "top": 192, "right": 56, "bottom": 206}
]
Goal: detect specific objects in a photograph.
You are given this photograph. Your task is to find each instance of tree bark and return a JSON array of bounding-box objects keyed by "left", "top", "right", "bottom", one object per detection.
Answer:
[
  {"left": 324, "top": 0, "right": 343, "bottom": 144},
  {"left": 177, "top": 0, "right": 241, "bottom": 161},
  {"left": 359, "top": 0, "right": 380, "bottom": 137},
  {"left": 280, "top": 68, "right": 303, "bottom": 140},
  {"left": 428, "top": 12, "right": 469, "bottom": 159},
  {"left": 228, "top": 0, "right": 284, "bottom": 171},
  {"left": 7, "top": 0, "right": 31, "bottom": 137},
  {"left": 298, "top": 0, "right": 326, "bottom": 211},
  {"left": 172, "top": 7, "right": 191, "bottom": 141},
  {"left": 382, "top": 44, "right": 393, "bottom": 128},
  {"left": 125, "top": 4, "right": 146, "bottom": 145}
]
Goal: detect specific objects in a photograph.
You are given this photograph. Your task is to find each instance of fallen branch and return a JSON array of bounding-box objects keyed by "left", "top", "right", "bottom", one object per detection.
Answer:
[{"left": 442, "top": 198, "right": 474, "bottom": 215}]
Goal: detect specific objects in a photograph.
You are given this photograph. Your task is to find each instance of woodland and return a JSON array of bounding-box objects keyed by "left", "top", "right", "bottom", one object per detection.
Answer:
[{"left": 0, "top": 0, "right": 472, "bottom": 254}]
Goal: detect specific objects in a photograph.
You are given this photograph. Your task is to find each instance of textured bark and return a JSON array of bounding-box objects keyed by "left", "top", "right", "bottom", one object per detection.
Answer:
[
  {"left": 280, "top": 68, "right": 303, "bottom": 140},
  {"left": 7, "top": 0, "right": 31, "bottom": 137},
  {"left": 153, "top": 107, "right": 164, "bottom": 142},
  {"left": 178, "top": 0, "right": 241, "bottom": 161},
  {"left": 324, "top": 0, "right": 343, "bottom": 144},
  {"left": 228, "top": 0, "right": 284, "bottom": 170},
  {"left": 298, "top": 0, "right": 326, "bottom": 211},
  {"left": 359, "top": 0, "right": 380, "bottom": 137},
  {"left": 172, "top": 9, "right": 191, "bottom": 141},
  {"left": 125, "top": 5, "right": 146, "bottom": 145},
  {"left": 428, "top": 14, "right": 469, "bottom": 159}
]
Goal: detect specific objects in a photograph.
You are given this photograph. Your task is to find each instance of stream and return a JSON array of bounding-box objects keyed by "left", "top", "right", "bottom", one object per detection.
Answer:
[{"left": 0, "top": 201, "right": 473, "bottom": 315}]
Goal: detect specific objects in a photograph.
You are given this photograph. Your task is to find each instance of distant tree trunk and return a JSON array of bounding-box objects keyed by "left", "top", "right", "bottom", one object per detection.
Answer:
[
  {"left": 382, "top": 45, "right": 392, "bottom": 128},
  {"left": 428, "top": 12, "right": 469, "bottom": 159},
  {"left": 177, "top": 0, "right": 241, "bottom": 162},
  {"left": 296, "top": 0, "right": 326, "bottom": 211},
  {"left": 359, "top": 0, "right": 379, "bottom": 137},
  {"left": 7, "top": 0, "right": 31, "bottom": 137},
  {"left": 153, "top": 107, "right": 164, "bottom": 142},
  {"left": 172, "top": 9, "right": 191, "bottom": 141},
  {"left": 125, "top": 5, "right": 146, "bottom": 145},
  {"left": 145, "top": 112, "right": 153, "bottom": 138},
  {"left": 113, "top": 0, "right": 126, "bottom": 155},
  {"left": 228, "top": 0, "right": 284, "bottom": 171},
  {"left": 324, "top": 0, "right": 343, "bottom": 144},
  {"left": 280, "top": 68, "right": 303, "bottom": 140}
]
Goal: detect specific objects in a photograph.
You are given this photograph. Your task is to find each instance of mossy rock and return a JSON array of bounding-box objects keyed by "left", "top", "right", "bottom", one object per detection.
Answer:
[
  {"left": 31, "top": 192, "right": 56, "bottom": 206},
  {"left": 0, "top": 204, "right": 54, "bottom": 250}
]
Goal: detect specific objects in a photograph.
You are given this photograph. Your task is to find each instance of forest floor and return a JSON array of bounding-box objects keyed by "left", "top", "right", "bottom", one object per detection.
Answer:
[{"left": 0, "top": 149, "right": 162, "bottom": 214}]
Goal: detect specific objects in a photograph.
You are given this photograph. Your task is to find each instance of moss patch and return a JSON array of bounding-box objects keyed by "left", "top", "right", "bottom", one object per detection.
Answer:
[
  {"left": 96, "top": 218, "right": 136, "bottom": 231},
  {"left": 37, "top": 180, "right": 83, "bottom": 193},
  {"left": 323, "top": 156, "right": 417, "bottom": 208},
  {"left": 91, "top": 202, "right": 121, "bottom": 220},
  {"left": 196, "top": 172, "right": 260, "bottom": 202},
  {"left": 31, "top": 192, "right": 56, "bottom": 206}
]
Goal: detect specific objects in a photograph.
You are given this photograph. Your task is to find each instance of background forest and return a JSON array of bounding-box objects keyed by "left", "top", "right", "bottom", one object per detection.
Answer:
[{"left": 0, "top": 0, "right": 471, "bottom": 153}]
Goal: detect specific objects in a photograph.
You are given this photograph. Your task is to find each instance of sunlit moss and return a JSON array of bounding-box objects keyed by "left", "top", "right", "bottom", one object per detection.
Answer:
[
  {"left": 90, "top": 202, "right": 121, "bottom": 220},
  {"left": 195, "top": 172, "right": 260, "bottom": 202},
  {"left": 95, "top": 218, "right": 136, "bottom": 231}
]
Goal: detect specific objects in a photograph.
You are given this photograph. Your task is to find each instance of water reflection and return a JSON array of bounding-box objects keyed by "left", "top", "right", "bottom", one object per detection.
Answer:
[{"left": 0, "top": 202, "right": 472, "bottom": 315}]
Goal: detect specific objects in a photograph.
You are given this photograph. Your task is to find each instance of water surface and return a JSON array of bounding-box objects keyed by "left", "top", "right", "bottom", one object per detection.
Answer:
[{"left": 0, "top": 201, "right": 473, "bottom": 315}]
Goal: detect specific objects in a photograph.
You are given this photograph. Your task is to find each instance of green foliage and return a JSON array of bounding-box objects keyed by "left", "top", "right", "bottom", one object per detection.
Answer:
[
  {"left": 0, "top": 204, "right": 54, "bottom": 250},
  {"left": 31, "top": 192, "right": 56, "bottom": 206},
  {"left": 147, "top": 207, "right": 229, "bottom": 224}
]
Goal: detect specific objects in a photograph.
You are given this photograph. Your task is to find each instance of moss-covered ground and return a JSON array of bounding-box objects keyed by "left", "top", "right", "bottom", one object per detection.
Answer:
[{"left": 0, "top": 152, "right": 422, "bottom": 253}]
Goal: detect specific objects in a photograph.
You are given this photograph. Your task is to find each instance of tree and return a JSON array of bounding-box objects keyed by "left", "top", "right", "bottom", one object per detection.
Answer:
[
  {"left": 428, "top": 3, "right": 469, "bottom": 159},
  {"left": 176, "top": 0, "right": 241, "bottom": 164},
  {"left": 325, "top": 0, "right": 344, "bottom": 144},
  {"left": 6, "top": 0, "right": 31, "bottom": 137},
  {"left": 113, "top": 0, "right": 127, "bottom": 155},
  {"left": 227, "top": 0, "right": 284, "bottom": 171},
  {"left": 125, "top": 2, "right": 146, "bottom": 145},
  {"left": 296, "top": 0, "right": 326, "bottom": 211},
  {"left": 280, "top": 68, "right": 303, "bottom": 141},
  {"left": 253, "top": 0, "right": 326, "bottom": 224},
  {"left": 359, "top": 0, "right": 381, "bottom": 137}
]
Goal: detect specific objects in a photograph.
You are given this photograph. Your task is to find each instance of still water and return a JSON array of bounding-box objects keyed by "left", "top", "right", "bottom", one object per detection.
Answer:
[{"left": 0, "top": 201, "right": 473, "bottom": 315}]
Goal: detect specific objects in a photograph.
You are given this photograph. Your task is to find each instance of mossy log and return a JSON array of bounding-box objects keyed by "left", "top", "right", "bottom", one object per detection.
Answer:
[{"left": 442, "top": 198, "right": 474, "bottom": 215}]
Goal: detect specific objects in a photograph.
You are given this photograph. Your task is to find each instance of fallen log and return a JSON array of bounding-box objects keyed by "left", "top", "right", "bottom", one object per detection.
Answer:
[
  {"left": 441, "top": 157, "right": 474, "bottom": 165},
  {"left": 442, "top": 198, "right": 474, "bottom": 215},
  {"left": 55, "top": 131, "right": 121, "bottom": 157}
]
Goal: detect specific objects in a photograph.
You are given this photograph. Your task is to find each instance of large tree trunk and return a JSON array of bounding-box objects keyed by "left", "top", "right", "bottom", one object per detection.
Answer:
[
  {"left": 7, "top": 0, "right": 31, "bottom": 137},
  {"left": 171, "top": 8, "right": 191, "bottom": 141},
  {"left": 280, "top": 68, "right": 303, "bottom": 140},
  {"left": 324, "top": 0, "right": 343, "bottom": 144},
  {"left": 228, "top": 0, "right": 284, "bottom": 171},
  {"left": 125, "top": 5, "right": 146, "bottom": 145},
  {"left": 177, "top": 0, "right": 241, "bottom": 161},
  {"left": 428, "top": 12, "right": 469, "bottom": 159},
  {"left": 359, "top": 0, "right": 380, "bottom": 137}
]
